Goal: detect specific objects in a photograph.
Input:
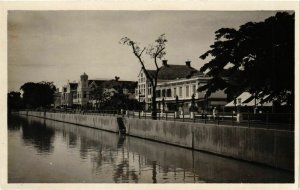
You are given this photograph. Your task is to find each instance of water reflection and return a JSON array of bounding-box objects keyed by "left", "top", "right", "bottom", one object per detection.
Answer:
[
  {"left": 8, "top": 114, "right": 294, "bottom": 183},
  {"left": 9, "top": 116, "right": 55, "bottom": 154}
]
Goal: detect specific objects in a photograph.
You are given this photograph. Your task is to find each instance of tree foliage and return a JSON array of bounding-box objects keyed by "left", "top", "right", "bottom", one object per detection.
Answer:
[
  {"left": 8, "top": 91, "right": 23, "bottom": 111},
  {"left": 89, "top": 86, "right": 110, "bottom": 109},
  {"left": 120, "top": 34, "right": 167, "bottom": 118},
  {"left": 20, "top": 81, "right": 56, "bottom": 108},
  {"left": 199, "top": 12, "right": 294, "bottom": 105}
]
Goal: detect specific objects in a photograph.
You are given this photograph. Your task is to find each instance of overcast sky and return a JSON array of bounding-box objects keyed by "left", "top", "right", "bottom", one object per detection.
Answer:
[{"left": 8, "top": 10, "right": 279, "bottom": 91}]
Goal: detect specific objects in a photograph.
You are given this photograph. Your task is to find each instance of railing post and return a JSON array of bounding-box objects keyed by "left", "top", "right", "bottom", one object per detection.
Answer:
[
  {"left": 193, "top": 113, "right": 195, "bottom": 123},
  {"left": 217, "top": 114, "right": 219, "bottom": 125},
  {"left": 139, "top": 110, "right": 140, "bottom": 119},
  {"left": 248, "top": 111, "right": 250, "bottom": 127},
  {"left": 174, "top": 112, "right": 176, "bottom": 121},
  {"left": 204, "top": 113, "right": 206, "bottom": 124},
  {"left": 182, "top": 112, "right": 184, "bottom": 122},
  {"left": 222, "top": 110, "right": 224, "bottom": 121},
  {"left": 266, "top": 113, "right": 269, "bottom": 128},
  {"left": 166, "top": 112, "right": 167, "bottom": 121},
  {"left": 232, "top": 112, "right": 234, "bottom": 126}
]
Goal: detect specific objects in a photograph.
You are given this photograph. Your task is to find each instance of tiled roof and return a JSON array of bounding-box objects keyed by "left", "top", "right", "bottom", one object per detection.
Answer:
[
  {"left": 102, "top": 80, "right": 137, "bottom": 90},
  {"left": 146, "top": 64, "right": 201, "bottom": 80},
  {"left": 88, "top": 80, "right": 106, "bottom": 86},
  {"left": 191, "top": 70, "right": 206, "bottom": 78}
]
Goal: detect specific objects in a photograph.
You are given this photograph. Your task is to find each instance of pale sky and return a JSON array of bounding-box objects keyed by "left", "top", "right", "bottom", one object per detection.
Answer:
[{"left": 8, "top": 10, "right": 279, "bottom": 91}]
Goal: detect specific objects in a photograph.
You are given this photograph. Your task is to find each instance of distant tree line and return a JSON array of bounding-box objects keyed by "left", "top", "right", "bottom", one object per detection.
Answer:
[
  {"left": 8, "top": 81, "right": 56, "bottom": 111},
  {"left": 8, "top": 91, "right": 23, "bottom": 112}
]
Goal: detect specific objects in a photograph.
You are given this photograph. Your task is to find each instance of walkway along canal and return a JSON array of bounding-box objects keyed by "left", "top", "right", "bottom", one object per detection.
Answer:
[{"left": 17, "top": 111, "right": 294, "bottom": 172}]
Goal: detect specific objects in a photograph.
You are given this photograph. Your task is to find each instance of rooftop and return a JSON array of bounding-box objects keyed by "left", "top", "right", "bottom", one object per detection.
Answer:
[
  {"left": 146, "top": 60, "right": 203, "bottom": 80},
  {"left": 88, "top": 79, "right": 106, "bottom": 86}
]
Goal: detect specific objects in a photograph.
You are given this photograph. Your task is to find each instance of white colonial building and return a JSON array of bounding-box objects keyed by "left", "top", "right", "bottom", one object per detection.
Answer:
[{"left": 135, "top": 60, "right": 227, "bottom": 112}]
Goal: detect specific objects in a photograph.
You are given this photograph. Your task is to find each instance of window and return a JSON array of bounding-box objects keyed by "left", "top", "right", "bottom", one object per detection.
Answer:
[
  {"left": 156, "top": 90, "right": 161, "bottom": 98},
  {"left": 186, "top": 86, "right": 189, "bottom": 97},
  {"left": 167, "top": 89, "right": 171, "bottom": 97},
  {"left": 83, "top": 92, "right": 87, "bottom": 98},
  {"left": 162, "top": 89, "right": 166, "bottom": 97},
  {"left": 179, "top": 87, "right": 182, "bottom": 97}
]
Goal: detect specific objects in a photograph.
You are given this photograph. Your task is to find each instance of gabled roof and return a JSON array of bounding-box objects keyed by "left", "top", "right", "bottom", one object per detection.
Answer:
[{"left": 144, "top": 63, "right": 202, "bottom": 80}]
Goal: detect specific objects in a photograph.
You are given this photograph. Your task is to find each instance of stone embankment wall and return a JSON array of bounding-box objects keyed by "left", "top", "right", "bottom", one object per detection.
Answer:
[
  {"left": 123, "top": 118, "right": 294, "bottom": 172},
  {"left": 19, "top": 111, "right": 119, "bottom": 132},
  {"left": 19, "top": 111, "right": 294, "bottom": 171}
]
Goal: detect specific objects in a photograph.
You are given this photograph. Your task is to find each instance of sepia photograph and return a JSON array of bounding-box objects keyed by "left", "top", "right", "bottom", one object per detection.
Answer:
[{"left": 1, "top": 1, "right": 299, "bottom": 189}]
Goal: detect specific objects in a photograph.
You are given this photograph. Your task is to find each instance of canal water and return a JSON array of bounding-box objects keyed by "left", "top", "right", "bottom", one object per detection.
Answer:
[{"left": 8, "top": 115, "right": 293, "bottom": 183}]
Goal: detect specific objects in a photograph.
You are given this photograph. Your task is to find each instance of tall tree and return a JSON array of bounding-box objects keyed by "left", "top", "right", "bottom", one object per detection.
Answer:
[
  {"left": 199, "top": 12, "right": 294, "bottom": 107},
  {"left": 120, "top": 34, "right": 167, "bottom": 119},
  {"left": 20, "top": 81, "right": 56, "bottom": 108}
]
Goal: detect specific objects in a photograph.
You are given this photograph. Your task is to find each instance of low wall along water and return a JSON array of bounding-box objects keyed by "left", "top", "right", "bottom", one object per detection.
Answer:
[
  {"left": 19, "top": 111, "right": 294, "bottom": 171},
  {"left": 19, "top": 111, "right": 119, "bottom": 133}
]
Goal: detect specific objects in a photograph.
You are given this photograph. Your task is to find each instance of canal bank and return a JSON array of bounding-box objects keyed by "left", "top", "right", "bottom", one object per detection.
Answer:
[{"left": 18, "top": 111, "right": 294, "bottom": 172}]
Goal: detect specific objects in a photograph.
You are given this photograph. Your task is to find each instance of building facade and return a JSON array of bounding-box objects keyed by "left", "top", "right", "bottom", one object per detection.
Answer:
[
  {"left": 61, "top": 82, "right": 78, "bottom": 107},
  {"left": 135, "top": 60, "right": 227, "bottom": 112},
  {"left": 60, "top": 73, "right": 136, "bottom": 109}
]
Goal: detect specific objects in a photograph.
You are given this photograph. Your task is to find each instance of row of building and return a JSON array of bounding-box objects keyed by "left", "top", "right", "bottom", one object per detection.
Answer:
[
  {"left": 54, "top": 73, "right": 137, "bottom": 109},
  {"left": 53, "top": 59, "right": 275, "bottom": 112}
]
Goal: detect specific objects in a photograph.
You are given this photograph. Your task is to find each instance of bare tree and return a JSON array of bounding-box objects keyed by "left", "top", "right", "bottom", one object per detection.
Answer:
[{"left": 120, "top": 34, "right": 167, "bottom": 119}]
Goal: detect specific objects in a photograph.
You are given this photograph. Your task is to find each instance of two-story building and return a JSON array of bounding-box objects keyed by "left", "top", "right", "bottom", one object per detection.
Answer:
[{"left": 135, "top": 60, "right": 227, "bottom": 112}]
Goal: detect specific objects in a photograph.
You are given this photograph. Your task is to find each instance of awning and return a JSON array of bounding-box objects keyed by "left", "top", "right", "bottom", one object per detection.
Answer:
[{"left": 225, "top": 92, "right": 273, "bottom": 107}]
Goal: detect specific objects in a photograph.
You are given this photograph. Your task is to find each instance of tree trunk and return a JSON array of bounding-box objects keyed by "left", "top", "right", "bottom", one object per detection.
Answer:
[{"left": 151, "top": 86, "right": 157, "bottom": 119}]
